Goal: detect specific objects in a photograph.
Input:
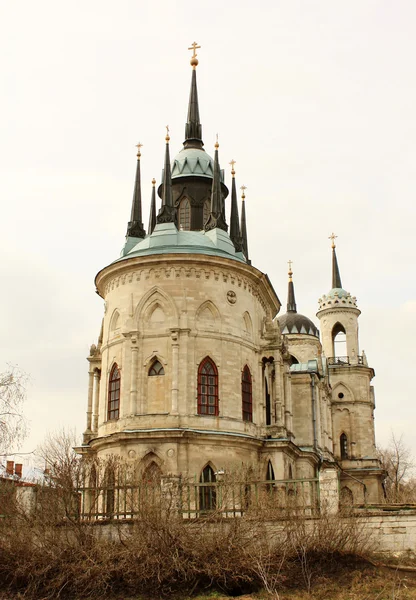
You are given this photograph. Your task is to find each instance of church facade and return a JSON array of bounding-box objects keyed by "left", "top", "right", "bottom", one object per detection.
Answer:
[{"left": 79, "top": 47, "right": 383, "bottom": 505}]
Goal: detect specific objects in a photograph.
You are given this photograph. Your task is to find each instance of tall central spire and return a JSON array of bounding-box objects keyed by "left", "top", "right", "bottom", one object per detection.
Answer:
[
  {"left": 329, "top": 232, "right": 343, "bottom": 289},
  {"left": 184, "top": 42, "right": 203, "bottom": 150}
]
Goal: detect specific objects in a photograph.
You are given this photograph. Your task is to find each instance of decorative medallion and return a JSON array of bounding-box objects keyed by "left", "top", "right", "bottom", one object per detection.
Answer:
[
  {"left": 128, "top": 450, "right": 136, "bottom": 459},
  {"left": 227, "top": 290, "right": 237, "bottom": 305},
  {"left": 167, "top": 448, "right": 175, "bottom": 458}
]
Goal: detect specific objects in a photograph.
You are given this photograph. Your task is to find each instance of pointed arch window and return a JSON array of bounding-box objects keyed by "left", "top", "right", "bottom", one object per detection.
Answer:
[
  {"left": 203, "top": 198, "right": 210, "bottom": 225},
  {"left": 108, "top": 364, "right": 120, "bottom": 420},
  {"left": 149, "top": 360, "right": 165, "bottom": 376},
  {"left": 178, "top": 198, "right": 191, "bottom": 230},
  {"left": 242, "top": 365, "right": 253, "bottom": 422},
  {"left": 199, "top": 465, "right": 216, "bottom": 511},
  {"left": 340, "top": 433, "right": 349, "bottom": 460},
  {"left": 197, "top": 357, "right": 219, "bottom": 416},
  {"left": 266, "top": 460, "right": 275, "bottom": 482},
  {"left": 332, "top": 322, "right": 347, "bottom": 358}
]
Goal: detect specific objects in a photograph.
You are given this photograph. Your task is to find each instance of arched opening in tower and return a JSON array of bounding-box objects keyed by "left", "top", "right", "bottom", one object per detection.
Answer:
[{"left": 332, "top": 322, "right": 347, "bottom": 358}]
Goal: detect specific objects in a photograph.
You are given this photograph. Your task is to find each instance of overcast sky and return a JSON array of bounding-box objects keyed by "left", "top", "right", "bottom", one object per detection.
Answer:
[{"left": 1, "top": 0, "right": 415, "bottom": 465}]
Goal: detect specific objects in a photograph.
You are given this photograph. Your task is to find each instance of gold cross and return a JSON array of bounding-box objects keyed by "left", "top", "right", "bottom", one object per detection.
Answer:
[
  {"left": 240, "top": 185, "right": 247, "bottom": 199},
  {"left": 188, "top": 41, "right": 201, "bottom": 58},
  {"left": 329, "top": 232, "right": 337, "bottom": 248},
  {"left": 165, "top": 125, "right": 170, "bottom": 142},
  {"left": 136, "top": 142, "right": 143, "bottom": 158},
  {"left": 288, "top": 259, "right": 293, "bottom": 272},
  {"left": 229, "top": 159, "right": 236, "bottom": 177}
]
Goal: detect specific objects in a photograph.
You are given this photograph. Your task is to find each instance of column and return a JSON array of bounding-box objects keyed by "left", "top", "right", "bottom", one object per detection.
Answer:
[
  {"left": 130, "top": 336, "right": 139, "bottom": 415},
  {"left": 92, "top": 369, "right": 101, "bottom": 432},
  {"left": 85, "top": 369, "right": 94, "bottom": 433},
  {"left": 274, "top": 359, "right": 284, "bottom": 427},
  {"left": 171, "top": 330, "right": 179, "bottom": 414}
]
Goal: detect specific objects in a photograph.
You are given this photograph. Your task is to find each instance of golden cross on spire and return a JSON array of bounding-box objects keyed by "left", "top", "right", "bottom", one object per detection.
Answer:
[
  {"left": 229, "top": 159, "right": 236, "bottom": 177},
  {"left": 136, "top": 142, "right": 143, "bottom": 159},
  {"left": 240, "top": 185, "right": 247, "bottom": 200},
  {"left": 329, "top": 232, "right": 337, "bottom": 249},
  {"left": 188, "top": 41, "right": 201, "bottom": 69},
  {"left": 165, "top": 125, "right": 170, "bottom": 142},
  {"left": 288, "top": 259, "right": 293, "bottom": 281}
]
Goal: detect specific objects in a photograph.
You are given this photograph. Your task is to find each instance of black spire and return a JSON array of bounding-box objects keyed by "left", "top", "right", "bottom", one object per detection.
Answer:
[
  {"left": 204, "top": 141, "right": 228, "bottom": 232},
  {"left": 156, "top": 129, "right": 177, "bottom": 226},
  {"left": 148, "top": 178, "right": 156, "bottom": 234},
  {"left": 229, "top": 160, "right": 242, "bottom": 251},
  {"left": 126, "top": 144, "right": 146, "bottom": 239},
  {"left": 240, "top": 186, "right": 249, "bottom": 261},
  {"left": 330, "top": 233, "right": 342, "bottom": 288},
  {"left": 287, "top": 261, "right": 297, "bottom": 313},
  {"left": 184, "top": 42, "right": 203, "bottom": 149}
]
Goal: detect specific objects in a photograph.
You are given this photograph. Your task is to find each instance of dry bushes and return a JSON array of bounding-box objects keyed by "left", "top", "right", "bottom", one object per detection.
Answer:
[{"left": 0, "top": 463, "right": 374, "bottom": 599}]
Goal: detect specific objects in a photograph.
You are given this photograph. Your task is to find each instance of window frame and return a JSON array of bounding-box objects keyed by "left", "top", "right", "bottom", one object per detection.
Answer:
[
  {"left": 197, "top": 357, "right": 219, "bottom": 416},
  {"left": 242, "top": 365, "right": 253, "bottom": 422},
  {"left": 178, "top": 197, "right": 191, "bottom": 231},
  {"left": 148, "top": 359, "right": 165, "bottom": 376},
  {"left": 107, "top": 364, "right": 120, "bottom": 421}
]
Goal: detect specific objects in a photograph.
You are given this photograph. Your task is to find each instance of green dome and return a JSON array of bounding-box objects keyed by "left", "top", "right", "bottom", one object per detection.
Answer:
[
  {"left": 171, "top": 147, "right": 214, "bottom": 179},
  {"left": 118, "top": 223, "right": 246, "bottom": 264},
  {"left": 326, "top": 287, "right": 349, "bottom": 299}
]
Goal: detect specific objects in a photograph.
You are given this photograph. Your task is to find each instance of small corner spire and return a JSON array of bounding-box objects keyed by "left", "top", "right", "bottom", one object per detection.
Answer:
[
  {"left": 148, "top": 178, "right": 157, "bottom": 234},
  {"left": 240, "top": 185, "right": 249, "bottom": 262},
  {"left": 184, "top": 42, "right": 203, "bottom": 149},
  {"left": 204, "top": 139, "right": 228, "bottom": 232},
  {"left": 329, "top": 232, "right": 342, "bottom": 289},
  {"left": 156, "top": 128, "right": 177, "bottom": 226},
  {"left": 229, "top": 160, "right": 242, "bottom": 251},
  {"left": 126, "top": 143, "right": 146, "bottom": 239},
  {"left": 287, "top": 260, "right": 297, "bottom": 313}
]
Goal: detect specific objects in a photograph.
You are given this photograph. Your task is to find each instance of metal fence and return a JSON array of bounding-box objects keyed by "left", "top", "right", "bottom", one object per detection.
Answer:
[{"left": 75, "top": 476, "right": 320, "bottom": 520}]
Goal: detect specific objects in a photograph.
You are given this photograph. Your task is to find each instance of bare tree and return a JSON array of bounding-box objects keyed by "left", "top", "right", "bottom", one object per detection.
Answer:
[
  {"left": 0, "top": 365, "right": 29, "bottom": 456},
  {"left": 378, "top": 433, "right": 415, "bottom": 503}
]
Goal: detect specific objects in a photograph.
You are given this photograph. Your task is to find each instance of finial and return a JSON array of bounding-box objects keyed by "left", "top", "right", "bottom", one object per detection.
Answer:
[
  {"left": 152, "top": 178, "right": 156, "bottom": 186},
  {"left": 165, "top": 125, "right": 170, "bottom": 143},
  {"left": 288, "top": 259, "right": 293, "bottom": 281},
  {"left": 241, "top": 185, "right": 247, "bottom": 200},
  {"left": 135, "top": 142, "right": 143, "bottom": 159},
  {"left": 230, "top": 159, "right": 236, "bottom": 177},
  {"left": 329, "top": 232, "right": 337, "bottom": 249},
  {"left": 188, "top": 41, "right": 201, "bottom": 69},
  {"left": 215, "top": 134, "right": 219, "bottom": 149}
]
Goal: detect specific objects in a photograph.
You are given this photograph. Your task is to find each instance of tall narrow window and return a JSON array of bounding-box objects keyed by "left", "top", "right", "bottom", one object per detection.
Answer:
[
  {"left": 197, "top": 357, "right": 219, "bottom": 415},
  {"left": 203, "top": 198, "right": 210, "bottom": 226},
  {"left": 199, "top": 465, "right": 216, "bottom": 511},
  {"left": 332, "top": 322, "right": 347, "bottom": 358},
  {"left": 340, "top": 433, "right": 349, "bottom": 460},
  {"left": 266, "top": 460, "right": 275, "bottom": 482},
  {"left": 179, "top": 198, "right": 191, "bottom": 230},
  {"left": 108, "top": 364, "right": 120, "bottom": 420},
  {"left": 105, "top": 467, "right": 115, "bottom": 517},
  {"left": 242, "top": 365, "right": 253, "bottom": 422},
  {"left": 265, "top": 378, "right": 271, "bottom": 425}
]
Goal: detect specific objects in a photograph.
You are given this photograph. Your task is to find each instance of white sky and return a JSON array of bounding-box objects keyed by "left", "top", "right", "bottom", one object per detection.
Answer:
[{"left": 1, "top": 0, "right": 415, "bottom": 463}]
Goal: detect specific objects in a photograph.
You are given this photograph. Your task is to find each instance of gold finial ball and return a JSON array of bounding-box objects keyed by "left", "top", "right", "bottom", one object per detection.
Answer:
[
  {"left": 165, "top": 134, "right": 170, "bottom": 142},
  {"left": 152, "top": 178, "right": 156, "bottom": 185},
  {"left": 190, "top": 56, "right": 199, "bottom": 68}
]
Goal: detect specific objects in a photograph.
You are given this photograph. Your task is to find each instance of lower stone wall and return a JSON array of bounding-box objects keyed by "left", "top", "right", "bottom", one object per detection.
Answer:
[{"left": 361, "top": 510, "right": 416, "bottom": 554}]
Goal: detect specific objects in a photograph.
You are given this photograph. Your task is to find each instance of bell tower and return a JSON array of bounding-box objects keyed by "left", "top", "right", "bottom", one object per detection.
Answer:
[{"left": 317, "top": 235, "right": 383, "bottom": 504}]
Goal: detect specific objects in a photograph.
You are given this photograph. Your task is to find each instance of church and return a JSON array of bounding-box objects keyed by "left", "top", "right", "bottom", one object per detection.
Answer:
[{"left": 78, "top": 44, "right": 383, "bottom": 506}]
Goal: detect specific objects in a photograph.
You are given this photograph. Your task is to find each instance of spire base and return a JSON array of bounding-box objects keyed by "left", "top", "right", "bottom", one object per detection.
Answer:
[
  {"left": 157, "top": 205, "right": 177, "bottom": 226},
  {"left": 204, "top": 212, "right": 228, "bottom": 233},
  {"left": 126, "top": 221, "right": 146, "bottom": 239}
]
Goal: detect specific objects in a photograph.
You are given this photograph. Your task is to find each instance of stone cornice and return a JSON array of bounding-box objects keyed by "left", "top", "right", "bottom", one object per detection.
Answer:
[{"left": 95, "top": 254, "right": 281, "bottom": 318}]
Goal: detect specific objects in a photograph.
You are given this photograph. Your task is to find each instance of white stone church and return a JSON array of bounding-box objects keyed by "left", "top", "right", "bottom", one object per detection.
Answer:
[{"left": 78, "top": 46, "right": 383, "bottom": 506}]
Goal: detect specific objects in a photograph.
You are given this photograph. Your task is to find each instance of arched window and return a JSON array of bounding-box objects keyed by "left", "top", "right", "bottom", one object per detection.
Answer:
[
  {"left": 242, "top": 365, "right": 253, "bottom": 422},
  {"left": 108, "top": 364, "right": 120, "bottom": 420},
  {"left": 199, "top": 465, "right": 216, "bottom": 511},
  {"left": 340, "top": 486, "right": 354, "bottom": 505},
  {"left": 142, "top": 461, "right": 162, "bottom": 484},
  {"left": 197, "top": 357, "right": 219, "bottom": 416},
  {"left": 289, "top": 355, "right": 299, "bottom": 365},
  {"left": 178, "top": 198, "right": 191, "bottom": 230},
  {"left": 149, "top": 360, "right": 165, "bottom": 376},
  {"left": 340, "top": 433, "right": 349, "bottom": 460},
  {"left": 332, "top": 322, "right": 347, "bottom": 358},
  {"left": 266, "top": 460, "right": 275, "bottom": 482},
  {"left": 203, "top": 198, "right": 211, "bottom": 225}
]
